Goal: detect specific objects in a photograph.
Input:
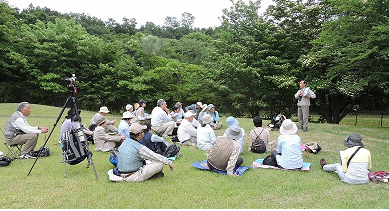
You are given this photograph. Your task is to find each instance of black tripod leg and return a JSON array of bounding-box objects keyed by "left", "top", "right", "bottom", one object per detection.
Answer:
[{"left": 27, "top": 96, "right": 71, "bottom": 176}]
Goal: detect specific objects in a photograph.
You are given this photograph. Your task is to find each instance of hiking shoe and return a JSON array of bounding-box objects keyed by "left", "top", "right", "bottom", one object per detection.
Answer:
[
  {"left": 20, "top": 153, "right": 36, "bottom": 159},
  {"left": 320, "top": 158, "right": 327, "bottom": 169},
  {"left": 148, "top": 171, "right": 164, "bottom": 180}
]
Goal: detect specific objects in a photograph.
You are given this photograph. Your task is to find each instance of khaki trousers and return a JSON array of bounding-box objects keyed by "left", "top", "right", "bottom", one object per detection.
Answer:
[
  {"left": 7, "top": 133, "right": 38, "bottom": 155},
  {"left": 297, "top": 106, "right": 309, "bottom": 131},
  {"left": 152, "top": 121, "right": 175, "bottom": 136},
  {"left": 124, "top": 162, "right": 164, "bottom": 182}
]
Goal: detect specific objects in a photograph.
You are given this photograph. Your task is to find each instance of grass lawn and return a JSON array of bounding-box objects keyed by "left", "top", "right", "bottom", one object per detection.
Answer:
[{"left": 0, "top": 103, "right": 388, "bottom": 209}]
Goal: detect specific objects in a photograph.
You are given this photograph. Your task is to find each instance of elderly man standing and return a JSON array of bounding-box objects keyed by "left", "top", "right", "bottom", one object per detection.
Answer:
[
  {"left": 294, "top": 80, "right": 316, "bottom": 132},
  {"left": 90, "top": 106, "right": 117, "bottom": 133},
  {"left": 151, "top": 99, "right": 176, "bottom": 138},
  {"left": 4, "top": 102, "right": 49, "bottom": 159},
  {"left": 177, "top": 111, "right": 198, "bottom": 145}
]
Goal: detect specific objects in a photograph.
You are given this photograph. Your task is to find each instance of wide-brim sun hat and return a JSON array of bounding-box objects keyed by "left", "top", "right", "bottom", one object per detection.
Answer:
[
  {"left": 279, "top": 119, "right": 298, "bottom": 135},
  {"left": 95, "top": 115, "right": 107, "bottom": 125},
  {"left": 226, "top": 116, "right": 239, "bottom": 127},
  {"left": 184, "top": 110, "right": 196, "bottom": 118},
  {"left": 99, "top": 106, "right": 110, "bottom": 113},
  {"left": 125, "top": 104, "right": 133, "bottom": 111},
  {"left": 343, "top": 133, "right": 364, "bottom": 148},
  {"left": 130, "top": 123, "right": 147, "bottom": 134},
  {"left": 201, "top": 104, "right": 208, "bottom": 112},
  {"left": 202, "top": 114, "right": 213, "bottom": 124},
  {"left": 122, "top": 111, "right": 135, "bottom": 119},
  {"left": 225, "top": 125, "right": 242, "bottom": 140}
]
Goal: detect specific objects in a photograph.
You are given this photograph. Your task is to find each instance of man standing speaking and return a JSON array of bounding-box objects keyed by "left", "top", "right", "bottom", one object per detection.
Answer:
[{"left": 294, "top": 80, "right": 316, "bottom": 132}]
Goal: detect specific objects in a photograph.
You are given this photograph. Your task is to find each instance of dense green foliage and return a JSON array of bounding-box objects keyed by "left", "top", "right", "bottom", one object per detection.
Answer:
[{"left": 1, "top": 0, "right": 388, "bottom": 123}]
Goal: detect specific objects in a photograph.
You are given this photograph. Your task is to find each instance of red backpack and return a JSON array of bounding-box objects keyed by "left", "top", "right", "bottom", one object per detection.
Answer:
[{"left": 368, "top": 171, "right": 389, "bottom": 183}]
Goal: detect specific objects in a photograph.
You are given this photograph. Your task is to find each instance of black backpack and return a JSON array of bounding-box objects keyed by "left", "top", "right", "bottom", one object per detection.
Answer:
[
  {"left": 163, "top": 143, "right": 180, "bottom": 158},
  {"left": 251, "top": 129, "right": 266, "bottom": 153},
  {"left": 0, "top": 155, "right": 12, "bottom": 167},
  {"left": 30, "top": 146, "right": 51, "bottom": 157},
  {"left": 61, "top": 128, "right": 91, "bottom": 165}
]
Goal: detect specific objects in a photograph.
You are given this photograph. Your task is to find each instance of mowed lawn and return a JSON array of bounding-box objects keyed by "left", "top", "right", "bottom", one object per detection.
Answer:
[{"left": 0, "top": 103, "right": 388, "bottom": 209}]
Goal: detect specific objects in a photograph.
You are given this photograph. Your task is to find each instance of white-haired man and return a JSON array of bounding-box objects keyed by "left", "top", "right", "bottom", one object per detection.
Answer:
[
  {"left": 150, "top": 99, "right": 175, "bottom": 138},
  {"left": 4, "top": 102, "right": 49, "bottom": 158}
]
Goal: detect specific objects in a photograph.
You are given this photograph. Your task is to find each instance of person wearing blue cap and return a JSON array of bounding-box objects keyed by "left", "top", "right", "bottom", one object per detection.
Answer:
[{"left": 223, "top": 116, "right": 244, "bottom": 154}]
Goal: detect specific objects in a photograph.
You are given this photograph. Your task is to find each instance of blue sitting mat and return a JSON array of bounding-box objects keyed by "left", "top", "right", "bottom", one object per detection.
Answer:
[
  {"left": 191, "top": 160, "right": 251, "bottom": 176},
  {"left": 252, "top": 158, "right": 311, "bottom": 170}
]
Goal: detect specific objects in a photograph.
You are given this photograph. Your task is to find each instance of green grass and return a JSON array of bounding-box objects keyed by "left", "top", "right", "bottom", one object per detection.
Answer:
[{"left": 0, "top": 103, "right": 388, "bottom": 209}]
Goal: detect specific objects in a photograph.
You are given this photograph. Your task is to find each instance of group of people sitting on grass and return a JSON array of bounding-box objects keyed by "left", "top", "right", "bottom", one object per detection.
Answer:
[{"left": 3, "top": 101, "right": 372, "bottom": 184}]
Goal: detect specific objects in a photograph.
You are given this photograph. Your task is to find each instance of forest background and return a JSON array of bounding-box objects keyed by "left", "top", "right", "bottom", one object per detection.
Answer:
[{"left": 1, "top": 0, "right": 389, "bottom": 123}]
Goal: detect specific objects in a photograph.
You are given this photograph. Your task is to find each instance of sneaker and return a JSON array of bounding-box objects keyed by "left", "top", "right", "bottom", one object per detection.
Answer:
[
  {"left": 20, "top": 153, "right": 36, "bottom": 159},
  {"left": 320, "top": 158, "right": 327, "bottom": 169}
]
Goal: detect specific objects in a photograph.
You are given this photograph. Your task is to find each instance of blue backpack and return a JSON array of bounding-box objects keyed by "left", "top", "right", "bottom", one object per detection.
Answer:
[{"left": 109, "top": 150, "right": 119, "bottom": 167}]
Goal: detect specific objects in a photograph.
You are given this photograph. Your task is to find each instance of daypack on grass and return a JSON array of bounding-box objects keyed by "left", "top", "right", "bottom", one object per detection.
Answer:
[
  {"left": 369, "top": 171, "right": 389, "bottom": 183},
  {"left": 61, "top": 128, "right": 91, "bottom": 165},
  {"left": 304, "top": 142, "right": 322, "bottom": 154},
  {"left": 30, "top": 146, "right": 51, "bottom": 157},
  {"left": 163, "top": 143, "right": 180, "bottom": 158},
  {"left": 0, "top": 155, "right": 12, "bottom": 167}
]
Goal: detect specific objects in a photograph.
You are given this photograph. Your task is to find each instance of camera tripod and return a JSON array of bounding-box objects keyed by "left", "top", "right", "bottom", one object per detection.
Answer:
[{"left": 27, "top": 75, "right": 98, "bottom": 180}]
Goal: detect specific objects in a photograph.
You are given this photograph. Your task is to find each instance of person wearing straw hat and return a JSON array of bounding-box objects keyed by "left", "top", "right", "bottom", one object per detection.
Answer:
[
  {"left": 270, "top": 119, "right": 303, "bottom": 170},
  {"left": 320, "top": 133, "right": 372, "bottom": 184},
  {"left": 90, "top": 106, "right": 118, "bottom": 133},
  {"left": 207, "top": 125, "right": 243, "bottom": 176},
  {"left": 197, "top": 114, "right": 216, "bottom": 151},
  {"left": 177, "top": 111, "right": 198, "bottom": 145},
  {"left": 117, "top": 111, "right": 135, "bottom": 139},
  {"left": 93, "top": 115, "right": 125, "bottom": 152},
  {"left": 117, "top": 123, "right": 174, "bottom": 182}
]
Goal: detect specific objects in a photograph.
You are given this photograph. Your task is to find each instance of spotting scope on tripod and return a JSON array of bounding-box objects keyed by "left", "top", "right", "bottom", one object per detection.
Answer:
[{"left": 28, "top": 74, "right": 98, "bottom": 180}]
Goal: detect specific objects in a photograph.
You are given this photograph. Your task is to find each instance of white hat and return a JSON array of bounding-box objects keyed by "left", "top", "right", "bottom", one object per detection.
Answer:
[
  {"left": 196, "top": 102, "right": 202, "bottom": 107},
  {"left": 202, "top": 114, "right": 213, "bottom": 124},
  {"left": 184, "top": 110, "right": 196, "bottom": 118},
  {"left": 126, "top": 104, "right": 133, "bottom": 111},
  {"left": 280, "top": 119, "right": 298, "bottom": 135},
  {"left": 122, "top": 111, "right": 134, "bottom": 119},
  {"left": 201, "top": 104, "right": 208, "bottom": 112},
  {"left": 130, "top": 123, "right": 147, "bottom": 134},
  {"left": 99, "top": 106, "right": 110, "bottom": 113}
]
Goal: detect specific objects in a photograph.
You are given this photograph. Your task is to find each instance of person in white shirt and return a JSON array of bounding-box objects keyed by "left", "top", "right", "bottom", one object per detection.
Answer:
[
  {"left": 150, "top": 99, "right": 175, "bottom": 137},
  {"left": 4, "top": 102, "right": 49, "bottom": 158},
  {"left": 177, "top": 111, "right": 198, "bottom": 145},
  {"left": 197, "top": 114, "right": 216, "bottom": 151}
]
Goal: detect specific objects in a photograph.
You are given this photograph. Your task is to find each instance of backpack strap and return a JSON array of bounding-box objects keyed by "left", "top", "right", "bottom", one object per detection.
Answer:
[
  {"left": 253, "top": 129, "right": 264, "bottom": 142},
  {"left": 347, "top": 146, "right": 361, "bottom": 168}
]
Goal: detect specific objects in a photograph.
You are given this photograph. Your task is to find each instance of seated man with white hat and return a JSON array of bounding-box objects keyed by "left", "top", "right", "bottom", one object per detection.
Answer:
[
  {"left": 177, "top": 111, "right": 198, "bottom": 145},
  {"left": 90, "top": 106, "right": 118, "bottom": 133}
]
